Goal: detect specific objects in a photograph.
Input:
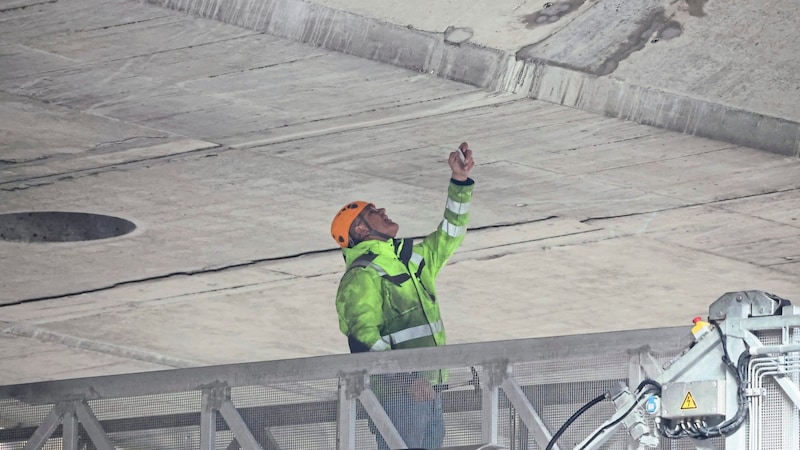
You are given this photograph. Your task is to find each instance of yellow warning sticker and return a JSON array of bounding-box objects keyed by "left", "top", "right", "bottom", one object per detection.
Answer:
[{"left": 681, "top": 391, "right": 698, "bottom": 410}]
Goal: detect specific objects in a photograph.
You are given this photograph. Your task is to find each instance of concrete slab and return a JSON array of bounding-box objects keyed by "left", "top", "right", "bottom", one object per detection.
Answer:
[
  {"left": 314, "top": 0, "right": 800, "bottom": 122},
  {"left": 0, "top": 92, "right": 192, "bottom": 173},
  {"left": 594, "top": 203, "right": 800, "bottom": 275},
  {"left": 0, "top": 0, "right": 798, "bottom": 385},
  {"left": 0, "top": 333, "right": 170, "bottom": 384},
  {"left": 160, "top": 0, "right": 799, "bottom": 155}
]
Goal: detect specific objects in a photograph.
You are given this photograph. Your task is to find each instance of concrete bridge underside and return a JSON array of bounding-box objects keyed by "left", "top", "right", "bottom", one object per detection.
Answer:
[{"left": 0, "top": 0, "right": 798, "bottom": 384}]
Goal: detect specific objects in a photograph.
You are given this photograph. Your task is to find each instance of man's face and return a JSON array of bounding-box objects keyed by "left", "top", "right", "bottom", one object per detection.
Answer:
[{"left": 358, "top": 204, "right": 399, "bottom": 238}]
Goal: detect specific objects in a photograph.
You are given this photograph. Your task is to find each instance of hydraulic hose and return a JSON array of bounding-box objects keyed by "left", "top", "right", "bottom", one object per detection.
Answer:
[
  {"left": 546, "top": 379, "right": 662, "bottom": 450},
  {"left": 545, "top": 392, "right": 606, "bottom": 450}
]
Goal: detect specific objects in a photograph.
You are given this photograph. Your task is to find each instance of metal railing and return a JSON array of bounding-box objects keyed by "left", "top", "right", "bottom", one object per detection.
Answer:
[{"left": 0, "top": 327, "right": 693, "bottom": 450}]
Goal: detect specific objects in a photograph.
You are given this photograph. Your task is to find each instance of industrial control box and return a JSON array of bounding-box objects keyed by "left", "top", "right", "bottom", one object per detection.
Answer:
[{"left": 661, "top": 380, "right": 726, "bottom": 419}]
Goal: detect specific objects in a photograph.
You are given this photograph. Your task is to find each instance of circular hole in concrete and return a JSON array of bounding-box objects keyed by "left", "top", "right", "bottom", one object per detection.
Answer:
[{"left": 0, "top": 212, "right": 136, "bottom": 243}]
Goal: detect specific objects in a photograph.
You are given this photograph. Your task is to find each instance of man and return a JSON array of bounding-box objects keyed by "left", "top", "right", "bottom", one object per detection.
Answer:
[{"left": 330, "top": 142, "right": 475, "bottom": 450}]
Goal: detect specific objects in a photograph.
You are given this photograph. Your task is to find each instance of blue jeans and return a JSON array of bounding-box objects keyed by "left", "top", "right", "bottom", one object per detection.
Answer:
[{"left": 374, "top": 392, "right": 444, "bottom": 450}]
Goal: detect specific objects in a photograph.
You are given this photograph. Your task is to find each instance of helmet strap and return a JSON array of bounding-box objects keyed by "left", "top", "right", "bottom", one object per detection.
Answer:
[
  {"left": 367, "top": 227, "right": 394, "bottom": 241},
  {"left": 349, "top": 219, "right": 392, "bottom": 247}
]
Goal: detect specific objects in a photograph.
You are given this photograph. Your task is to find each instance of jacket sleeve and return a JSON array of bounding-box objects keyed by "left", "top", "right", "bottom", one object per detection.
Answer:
[
  {"left": 416, "top": 178, "right": 474, "bottom": 279},
  {"left": 336, "top": 267, "right": 390, "bottom": 352}
]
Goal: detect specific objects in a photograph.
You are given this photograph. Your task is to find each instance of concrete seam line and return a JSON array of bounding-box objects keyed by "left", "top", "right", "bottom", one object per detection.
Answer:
[
  {"left": 232, "top": 91, "right": 526, "bottom": 149},
  {"left": 0, "top": 321, "right": 202, "bottom": 369},
  {"left": 0, "top": 144, "right": 223, "bottom": 189}
]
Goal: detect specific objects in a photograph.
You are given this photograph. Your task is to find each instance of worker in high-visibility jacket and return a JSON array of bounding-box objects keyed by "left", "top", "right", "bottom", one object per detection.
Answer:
[{"left": 331, "top": 142, "right": 475, "bottom": 450}]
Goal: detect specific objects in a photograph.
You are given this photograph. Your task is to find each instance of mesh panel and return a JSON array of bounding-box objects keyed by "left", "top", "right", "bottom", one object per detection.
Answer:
[
  {"left": 510, "top": 355, "right": 628, "bottom": 449},
  {"left": 88, "top": 391, "right": 201, "bottom": 450},
  {"left": 0, "top": 399, "right": 57, "bottom": 449},
  {"left": 513, "top": 354, "right": 631, "bottom": 386},
  {"left": 364, "top": 366, "right": 483, "bottom": 449},
  {"left": 441, "top": 399, "right": 482, "bottom": 447},
  {"left": 2, "top": 439, "right": 64, "bottom": 450},
  {"left": 442, "top": 366, "right": 482, "bottom": 447},
  {"left": 759, "top": 377, "right": 787, "bottom": 450},
  {"left": 96, "top": 392, "right": 197, "bottom": 449},
  {"left": 229, "top": 380, "right": 338, "bottom": 450},
  {"left": 353, "top": 400, "right": 380, "bottom": 450},
  {"left": 756, "top": 329, "right": 782, "bottom": 346},
  {"left": 495, "top": 393, "right": 513, "bottom": 450},
  {"left": 748, "top": 328, "right": 800, "bottom": 450},
  {"left": 522, "top": 381, "right": 625, "bottom": 450}
]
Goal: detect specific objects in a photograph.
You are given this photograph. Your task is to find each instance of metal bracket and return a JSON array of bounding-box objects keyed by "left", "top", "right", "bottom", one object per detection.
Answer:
[
  {"left": 341, "top": 371, "right": 366, "bottom": 400},
  {"left": 709, "top": 291, "right": 782, "bottom": 321},
  {"left": 200, "top": 384, "right": 264, "bottom": 450},
  {"left": 744, "top": 387, "right": 766, "bottom": 398},
  {"left": 481, "top": 361, "right": 511, "bottom": 390},
  {"left": 205, "top": 383, "right": 231, "bottom": 410}
]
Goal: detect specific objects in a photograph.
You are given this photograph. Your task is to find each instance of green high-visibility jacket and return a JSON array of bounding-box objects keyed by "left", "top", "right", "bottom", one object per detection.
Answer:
[{"left": 335, "top": 178, "right": 474, "bottom": 383}]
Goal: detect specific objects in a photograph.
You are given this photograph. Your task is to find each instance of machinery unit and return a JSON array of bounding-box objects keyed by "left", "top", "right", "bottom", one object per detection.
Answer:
[{"left": 550, "top": 290, "right": 800, "bottom": 450}]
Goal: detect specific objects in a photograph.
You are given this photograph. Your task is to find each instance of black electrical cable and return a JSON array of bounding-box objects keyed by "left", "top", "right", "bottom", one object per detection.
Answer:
[
  {"left": 634, "top": 378, "right": 662, "bottom": 395},
  {"left": 714, "top": 350, "right": 751, "bottom": 436},
  {"left": 712, "top": 321, "right": 738, "bottom": 374},
  {"left": 546, "top": 380, "right": 662, "bottom": 450},
  {"left": 663, "top": 321, "right": 751, "bottom": 440},
  {"left": 706, "top": 322, "right": 749, "bottom": 438},
  {"left": 577, "top": 383, "right": 661, "bottom": 450},
  {"left": 577, "top": 400, "right": 638, "bottom": 449},
  {"left": 545, "top": 392, "right": 606, "bottom": 450}
]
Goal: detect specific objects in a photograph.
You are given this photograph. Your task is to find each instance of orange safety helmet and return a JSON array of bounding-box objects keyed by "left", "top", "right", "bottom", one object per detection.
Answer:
[{"left": 331, "top": 201, "right": 372, "bottom": 248}]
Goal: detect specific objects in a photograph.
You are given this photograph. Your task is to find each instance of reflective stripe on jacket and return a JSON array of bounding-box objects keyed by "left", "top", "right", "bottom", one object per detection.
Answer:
[{"left": 336, "top": 179, "right": 474, "bottom": 377}]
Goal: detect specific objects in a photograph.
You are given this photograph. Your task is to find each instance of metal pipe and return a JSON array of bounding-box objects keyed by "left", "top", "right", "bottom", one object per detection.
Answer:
[{"left": 750, "top": 344, "right": 800, "bottom": 355}]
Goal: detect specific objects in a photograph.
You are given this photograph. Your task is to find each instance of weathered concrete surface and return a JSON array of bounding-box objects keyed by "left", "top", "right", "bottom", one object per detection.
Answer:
[
  {"left": 314, "top": 0, "right": 799, "bottom": 121},
  {"left": 0, "top": 0, "right": 798, "bottom": 384},
  {"left": 168, "top": 0, "right": 800, "bottom": 155}
]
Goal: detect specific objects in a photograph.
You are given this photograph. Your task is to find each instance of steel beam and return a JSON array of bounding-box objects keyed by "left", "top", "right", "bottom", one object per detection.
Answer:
[
  {"left": 200, "top": 388, "right": 218, "bottom": 450},
  {"left": 358, "top": 389, "right": 406, "bottom": 450},
  {"left": 219, "top": 400, "right": 263, "bottom": 450},
  {"left": 62, "top": 409, "right": 79, "bottom": 450},
  {"left": 21, "top": 404, "right": 62, "bottom": 450},
  {"left": 479, "top": 363, "right": 505, "bottom": 445},
  {"left": 336, "top": 379, "right": 356, "bottom": 450},
  {"left": 0, "top": 327, "right": 690, "bottom": 405},
  {"left": 500, "top": 377, "right": 557, "bottom": 450},
  {"left": 480, "top": 382, "right": 498, "bottom": 444},
  {"left": 74, "top": 401, "right": 115, "bottom": 450}
]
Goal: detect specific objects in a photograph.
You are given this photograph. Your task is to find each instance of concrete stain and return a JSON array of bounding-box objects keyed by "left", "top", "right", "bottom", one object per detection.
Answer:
[
  {"left": 685, "top": 0, "right": 708, "bottom": 17},
  {"left": 658, "top": 20, "right": 683, "bottom": 40},
  {"left": 517, "top": 6, "right": 684, "bottom": 76},
  {"left": 520, "top": 0, "right": 588, "bottom": 28},
  {"left": 594, "top": 9, "right": 675, "bottom": 75}
]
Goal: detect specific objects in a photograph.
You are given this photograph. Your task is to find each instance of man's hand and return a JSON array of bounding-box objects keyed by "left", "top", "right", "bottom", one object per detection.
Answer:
[
  {"left": 408, "top": 377, "right": 436, "bottom": 402},
  {"left": 449, "top": 141, "right": 475, "bottom": 181}
]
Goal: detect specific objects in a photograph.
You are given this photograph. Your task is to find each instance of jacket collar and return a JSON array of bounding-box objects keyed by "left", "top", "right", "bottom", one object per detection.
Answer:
[{"left": 342, "top": 238, "right": 395, "bottom": 266}]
